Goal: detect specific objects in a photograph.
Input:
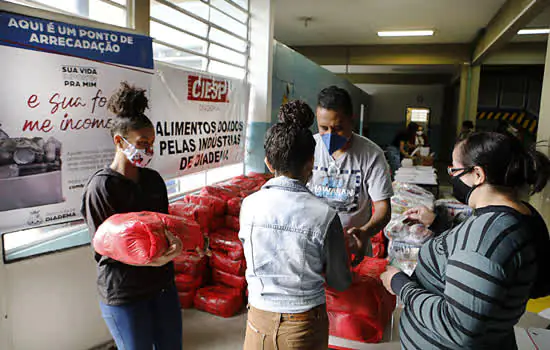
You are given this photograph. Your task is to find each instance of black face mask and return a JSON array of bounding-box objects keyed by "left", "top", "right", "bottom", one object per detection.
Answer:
[{"left": 450, "top": 169, "right": 478, "bottom": 205}]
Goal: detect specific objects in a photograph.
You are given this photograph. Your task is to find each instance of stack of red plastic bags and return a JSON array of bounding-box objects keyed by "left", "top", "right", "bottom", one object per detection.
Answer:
[
  {"left": 326, "top": 257, "right": 396, "bottom": 344},
  {"left": 167, "top": 172, "right": 271, "bottom": 317}
]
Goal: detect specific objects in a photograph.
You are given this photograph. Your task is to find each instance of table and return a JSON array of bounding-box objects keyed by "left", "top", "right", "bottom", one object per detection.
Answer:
[{"left": 394, "top": 166, "right": 439, "bottom": 198}]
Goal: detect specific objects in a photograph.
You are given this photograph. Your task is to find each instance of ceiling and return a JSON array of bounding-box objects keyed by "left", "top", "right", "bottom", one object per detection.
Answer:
[{"left": 274, "top": 0, "right": 550, "bottom": 46}]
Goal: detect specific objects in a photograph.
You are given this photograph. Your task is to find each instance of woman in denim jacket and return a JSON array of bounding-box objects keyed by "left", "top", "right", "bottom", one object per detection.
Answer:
[{"left": 240, "top": 100, "right": 353, "bottom": 350}]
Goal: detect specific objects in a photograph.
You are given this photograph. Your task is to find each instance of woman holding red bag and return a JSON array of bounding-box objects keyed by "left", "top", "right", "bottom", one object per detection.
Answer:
[{"left": 81, "top": 82, "right": 183, "bottom": 350}]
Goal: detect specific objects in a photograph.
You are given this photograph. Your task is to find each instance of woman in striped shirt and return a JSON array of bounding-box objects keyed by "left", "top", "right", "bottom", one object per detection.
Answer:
[{"left": 381, "top": 132, "right": 550, "bottom": 349}]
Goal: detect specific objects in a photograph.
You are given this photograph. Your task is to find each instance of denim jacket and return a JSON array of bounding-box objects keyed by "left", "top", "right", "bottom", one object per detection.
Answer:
[{"left": 239, "top": 176, "right": 351, "bottom": 314}]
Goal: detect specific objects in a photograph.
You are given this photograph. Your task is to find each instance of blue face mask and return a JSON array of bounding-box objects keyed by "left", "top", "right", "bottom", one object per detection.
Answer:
[{"left": 321, "top": 133, "right": 349, "bottom": 155}]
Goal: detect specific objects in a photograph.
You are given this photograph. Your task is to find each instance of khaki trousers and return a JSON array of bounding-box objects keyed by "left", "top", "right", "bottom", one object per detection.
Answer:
[{"left": 243, "top": 304, "right": 329, "bottom": 350}]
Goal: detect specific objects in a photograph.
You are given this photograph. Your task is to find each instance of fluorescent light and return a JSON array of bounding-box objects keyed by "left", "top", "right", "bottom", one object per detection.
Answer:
[
  {"left": 377, "top": 30, "right": 434, "bottom": 37},
  {"left": 518, "top": 28, "right": 550, "bottom": 35}
]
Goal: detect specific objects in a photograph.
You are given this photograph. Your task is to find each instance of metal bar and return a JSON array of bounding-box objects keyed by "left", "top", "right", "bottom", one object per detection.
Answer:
[
  {"left": 154, "top": 39, "right": 246, "bottom": 69},
  {"left": 224, "top": 0, "right": 248, "bottom": 14},
  {"left": 243, "top": 0, "right": 250, "bottom": 82},
  {"left": 153, "top": 0, "right": 248, "bottom": 41},
  {"left": 150, "top": 17, "right": 246, "bottom": 54},
  {"left": 127, "top": 0, "right": 135, "bottom": 29},
  {"left": 155, "top": 39, "right": 209, "bottom": 59},
  {"left": 203, "top": 0, "right": 248, "bottom": 25},
  {"left": 151, "top": 17, "right": 207, "bottom": 41},
  {"left": 98, "top": 0, "right": 127, "bottom": 10}
]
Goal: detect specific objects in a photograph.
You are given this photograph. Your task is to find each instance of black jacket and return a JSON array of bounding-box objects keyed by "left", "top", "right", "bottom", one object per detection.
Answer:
[{"left": 81, "top": 168, "right": 175, "bottom": 305}]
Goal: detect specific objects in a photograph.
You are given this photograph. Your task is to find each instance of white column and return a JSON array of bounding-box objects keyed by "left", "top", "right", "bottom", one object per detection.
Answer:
[
  {"left": 245, "top": 0, "right": 275, "bottom": 173},
  {"left": 531, "top": 34, "right": 550, "bottom": 224}
]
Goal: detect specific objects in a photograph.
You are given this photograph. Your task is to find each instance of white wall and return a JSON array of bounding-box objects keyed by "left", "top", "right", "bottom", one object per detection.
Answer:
[
  {"left": 357, "top": 84, "right": 445, "bottom": 125},
  {"left": 6, "top": 247, "right": 111, "bottom": 350}
]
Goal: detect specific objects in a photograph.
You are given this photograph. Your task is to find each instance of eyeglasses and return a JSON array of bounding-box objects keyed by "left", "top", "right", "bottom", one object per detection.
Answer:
[{"left": 447, "top": 166, "right": 473, "bottom": 177}]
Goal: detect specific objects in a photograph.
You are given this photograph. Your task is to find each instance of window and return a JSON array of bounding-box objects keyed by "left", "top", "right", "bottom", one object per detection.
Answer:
[
  {"left": 150, "top": 0, "right": 249, "bottom": 80},
  {"left": 6, "top": 0, "right": 129, "bottom": 27},
  {"left": 151, "top": 0, "right": 250, "bottom": 198},
  {"left": 2, "top": 0, "right": 249, "bottom": 262},
  {"left": 407, "top": 107, "right": 430, "bottom": 124}
]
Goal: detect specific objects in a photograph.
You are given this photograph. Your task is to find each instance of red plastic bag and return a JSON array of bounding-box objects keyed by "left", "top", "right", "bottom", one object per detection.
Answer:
[
  {"left": 247, "top": 172, "right": 272, "bottom": 181},
  {"left": 225, "top": 215, "right": 240, "bottom": 231},
  {"left": 229, "top": 177, "right": 257, "bottom": 190},
  {"left": 175, "top": 273, "right": 203, "bottom": 292},
  {"left": 200, "top": 185, "right": 240, "bottom": 201},
  {"left": 371, "top": 242, "right": 385, "bottom": 259},
  {"left": 173, "top": 253, "right": 207, "bottom": 276},
  {"left": 184, "top": 194, "right": 226, "bottom": 216},
  {"left": 209, "top": 231, "right": 244, "bottom": 261},
  {"left": 158, "top": 214, "right": 203, "bottom": 252},
  {"left": 352, "top": 257, "right": 388, "bottom": 278},
  {"left": 371, "top": 231, "right": 385, "bottom": 244},
  {"left": 93, "top": 212, "right": 203, "bottom": 266},
  {"left": 194, "top": 285, "right": 244, "bottom": 318},
  {"left": 211, "top": 250, "right": 246, "bottom": 276},
  {"left": 169, "top": 201, "right": 211, "bottom": 231},
  {"left": 212, "top": 268, "right": 247, "bottom": 290},
  {"left": 227, "top": 198, "right": 242, "bottom": 217},
  {"left": 328, "top": 311, "right": 385, "bottom": 343},
  {"left": 209, "top": 216, "right": 225, "bottom": 232},
  {"left": 326, "top": 270, "right": 395, "bottom": 344},
  {"left": 178, "top": 290, "right": 196, "bottom": 309}
]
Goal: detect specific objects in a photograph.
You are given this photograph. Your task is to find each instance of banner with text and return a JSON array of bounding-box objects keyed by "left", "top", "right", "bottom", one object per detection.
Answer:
[
  {"left": 0, "top": 12, "right": 153, "bottom": 233},
  {"left": 150, "top": 62, "right": 248, "bottom": 179}
]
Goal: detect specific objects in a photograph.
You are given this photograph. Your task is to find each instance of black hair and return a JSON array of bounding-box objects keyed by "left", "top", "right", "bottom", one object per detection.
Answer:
[
  {"left": 264, "top": 100, "right": 316, "bottom": 177},
  {"left": 463, "top": 121, "right": 474, "bottom": 129},
  {"left": 407, "top": 122, "right": 420, "bottom": 134},
  {"left": 108, "top": 82, "right": 153, "bottom": 138},
  {"left": 457, "top": 132, "right": 550, "bottom": 194},
  {"left": 317, "top": 86, "right": 353, "bottom": 117}
]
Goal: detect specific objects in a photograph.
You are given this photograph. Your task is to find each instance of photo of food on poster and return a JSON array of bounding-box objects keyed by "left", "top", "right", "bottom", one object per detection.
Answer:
[
  {"left": 0, "top": 12, "right": 153, "bottom": 233},
  {"left": 150, "top": 62, "right": 248, "bottom": 179}
]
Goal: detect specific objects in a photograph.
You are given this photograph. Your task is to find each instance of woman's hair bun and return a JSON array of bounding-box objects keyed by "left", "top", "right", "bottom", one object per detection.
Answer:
[
  {"left": 277, "top": 100, "right": 315, "bottom": 129},
  {"left": 108, "top": 82, "right": 149, "bottom": 119}
]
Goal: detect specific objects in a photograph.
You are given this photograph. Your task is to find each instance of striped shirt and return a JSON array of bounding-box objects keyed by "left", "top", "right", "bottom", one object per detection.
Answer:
[{"left": 395, "top": 205, "right": 548, "bottom": 350}]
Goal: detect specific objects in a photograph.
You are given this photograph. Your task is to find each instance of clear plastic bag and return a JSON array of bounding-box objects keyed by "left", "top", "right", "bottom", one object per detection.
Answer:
[
  {"left": 391, "top": 182, "right": 435, "bottom": 215},
  {"left": 388, "top": 258, "right": 417, "bottom": 277},
  {"left": 434, "top": 199, "right": 473, "bottom": 224},
  {"left": 384, "top": 215, "right": 433, "bottom": 245},
  {"left": 388, "top": 240, "right": 421, "bottom": 261}
]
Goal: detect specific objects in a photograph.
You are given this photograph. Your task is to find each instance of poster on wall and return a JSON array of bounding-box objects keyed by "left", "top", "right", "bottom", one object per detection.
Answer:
[
  {"left": 0, "top": 12, "right": 153, "bottom": 233},
  {"left": 150, "top": 62, "right": 248, "bottom": 179}
]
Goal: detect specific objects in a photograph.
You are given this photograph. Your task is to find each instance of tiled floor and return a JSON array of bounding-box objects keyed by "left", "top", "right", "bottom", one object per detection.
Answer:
[
  {"left": 180, "top": 308, "right": 402, "bottom": 350},
  {"left": 179, "top": 308, "right": 550, "bottom": 350},
  {"left": 95, "top": 308, "right": 549, "bottom": 349},
  {"left": 181, "top": 309, "right": 247, "bottom": 349}
]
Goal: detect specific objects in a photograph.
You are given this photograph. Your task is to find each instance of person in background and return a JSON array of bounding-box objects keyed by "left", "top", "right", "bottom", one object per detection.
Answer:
[
  {"left": 391, "top": 122, "right": 420, "bottom": 160},
  {"left": 240, "top": 100, "right": 352, "bottom": 350},
  {"left": 458, "top": 120, "right": 475, "bottom": 141},
  {"left": 413, "top": 125, "right": 428, "bottom": 147},
  {"left": 309, "top": 86, "right": 393, "bottom": 262},
  {"left": 81, "top": 83, "right": 183, "bottom": 350},
  {"left": 381, "top": 132, "right": 550, "bottom": 350}
]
